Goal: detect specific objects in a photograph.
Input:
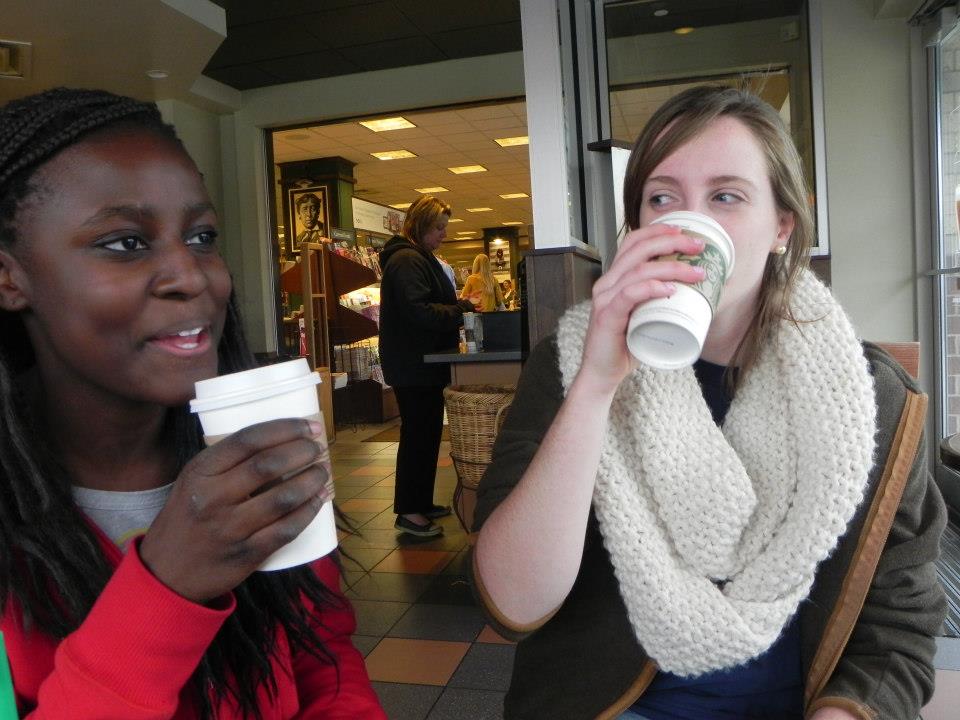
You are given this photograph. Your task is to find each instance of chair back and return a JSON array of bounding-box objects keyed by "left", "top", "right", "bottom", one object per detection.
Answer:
[{"left": 874, "top": 341, "right": 920, "bottom": 379}]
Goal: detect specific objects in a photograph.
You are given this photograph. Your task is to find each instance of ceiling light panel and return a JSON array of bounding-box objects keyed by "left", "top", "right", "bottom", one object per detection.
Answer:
[
  {"left": 448, "top": 165, "right": 487, "bottom": 174},
  {"left": 360, "top": 117, "right": 417, "bottom": 132},
  {"left": 370, "top": 149, "right": 417, "bottom": 160},
  {"left": 502, "top": 221, "right": 524, "bottom": 226},
  {"left": 389, "top": 202, "right": 412, "bottom": 209},
  {"left": 494, "top": 136, "right": 529, "bottom": 147},
  {"left": 414, "top": 186, "right": 449, "bottom": 193},
  {"left": 499, "top": 192, "right": 529, "bottom": 199},
  {"left": 466, "top": 207, "right": 493, "bottom": 212}
]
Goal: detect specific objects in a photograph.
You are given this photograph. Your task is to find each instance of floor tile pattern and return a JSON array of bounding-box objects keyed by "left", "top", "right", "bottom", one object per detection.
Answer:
[{"left": 331, "top": 420, "right": 514, "bottom": 719}]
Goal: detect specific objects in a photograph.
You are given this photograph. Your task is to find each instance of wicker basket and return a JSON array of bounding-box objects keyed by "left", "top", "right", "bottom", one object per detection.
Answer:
[{"left": 443, "top": 384, "right": 515, "bottom": 532}]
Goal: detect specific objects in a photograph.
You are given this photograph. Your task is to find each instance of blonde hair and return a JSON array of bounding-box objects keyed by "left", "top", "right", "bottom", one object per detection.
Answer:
[
  {"left": 470, "top": 254, "right": 505, "bottom": 311},
  {"left": 623, "top": 84, "right": 813, "bottom": 383},
  {"left": 402, "top": 195, "right": 451, "bottom": 247}
]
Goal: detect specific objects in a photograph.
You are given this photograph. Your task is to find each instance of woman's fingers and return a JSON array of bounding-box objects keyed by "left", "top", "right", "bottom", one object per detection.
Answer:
[
  {"left": 187, "top": 418, "right": 321, "bottom": 479},
  {"left": 232, "top": 463, "right": 330, "bottom": 533},
  {"left": 238, "top": 491, "right": 327, "bottom": 564},
  {"left": 596, "top": 226, "right": 703, "bottom": 293},
  {"left": 593, "top": 259, "right": 705, "bottom": 317}
]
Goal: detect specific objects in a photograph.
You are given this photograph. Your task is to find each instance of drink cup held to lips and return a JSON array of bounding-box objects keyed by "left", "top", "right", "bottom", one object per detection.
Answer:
[
  {"left": 189, "top": 358, "right": 336, "bottom": 571},
  {"left": 626, "top": 211, "right": 735, "bottom": 369}
]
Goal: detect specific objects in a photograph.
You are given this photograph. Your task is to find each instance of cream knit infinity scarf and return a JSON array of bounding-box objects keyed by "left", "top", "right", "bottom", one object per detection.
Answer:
[{"left": 555, "top": 270, "right": 876, "bottom": 676}]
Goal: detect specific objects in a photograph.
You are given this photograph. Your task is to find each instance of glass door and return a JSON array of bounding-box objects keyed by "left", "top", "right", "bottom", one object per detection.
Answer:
[{"left": 931, "top": 21, "right": 960, "bottom": 511}]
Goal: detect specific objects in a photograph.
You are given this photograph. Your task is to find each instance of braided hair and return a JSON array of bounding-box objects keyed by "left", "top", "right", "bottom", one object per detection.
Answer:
[{"left": 0, "top": 88, "right": 342, "bottom": 719}]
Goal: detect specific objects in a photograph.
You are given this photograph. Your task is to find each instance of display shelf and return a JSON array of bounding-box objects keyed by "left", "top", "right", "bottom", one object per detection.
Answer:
[{"left": 280, "top": 243, "right": 397, "bottom": 422}]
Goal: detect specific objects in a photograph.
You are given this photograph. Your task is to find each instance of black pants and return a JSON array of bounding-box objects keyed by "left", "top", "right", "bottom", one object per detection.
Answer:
[{"left": 393, "top": 385, "right": 446, "bottom": 515}]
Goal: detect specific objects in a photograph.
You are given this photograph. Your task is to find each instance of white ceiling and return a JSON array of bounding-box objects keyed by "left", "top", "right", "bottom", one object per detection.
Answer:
[{"left": 0, "top": 0, "right": 227, "bottom": 106}]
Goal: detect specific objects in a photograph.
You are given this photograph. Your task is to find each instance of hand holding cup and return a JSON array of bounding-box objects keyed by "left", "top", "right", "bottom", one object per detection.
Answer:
[
  {"left": 626, "top": 212, "right": 735, "bottom": 369},
  {"left": 139, "top": 417, "right": 331, "bottom": 604},
  {"left": 575, "top": 223, "right": 708, "bottom": 397}
]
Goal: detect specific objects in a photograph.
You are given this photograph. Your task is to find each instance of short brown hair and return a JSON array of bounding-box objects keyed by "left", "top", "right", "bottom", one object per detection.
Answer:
[
  {"left": 402, "top": 195, "right": 451, "bottom": 247},
  {"left": 623, "top": 85, "right": 813, "bottom": 382}
]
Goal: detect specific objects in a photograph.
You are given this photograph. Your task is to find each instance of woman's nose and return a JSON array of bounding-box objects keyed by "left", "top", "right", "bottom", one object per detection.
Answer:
[{"left": 151, "top": 244, "right": 209, "bottom": 299}]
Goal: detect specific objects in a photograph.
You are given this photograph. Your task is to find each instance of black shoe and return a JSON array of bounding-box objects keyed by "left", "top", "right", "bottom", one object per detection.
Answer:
[
  {"left": 424, "top": 504, "right": 452, "bottom": 520},
  {"left": 395, "top": 516, "right": 443, "bottom": 537}
]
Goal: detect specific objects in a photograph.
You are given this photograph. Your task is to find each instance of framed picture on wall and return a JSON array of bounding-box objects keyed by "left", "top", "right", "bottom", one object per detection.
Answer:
[{"left": 288, "top": 186, "right": 329, "bottom": 254}]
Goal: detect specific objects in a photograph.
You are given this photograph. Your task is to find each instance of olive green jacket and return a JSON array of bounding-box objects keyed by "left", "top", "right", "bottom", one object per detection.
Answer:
[{"left": 471, "top": 339, "right": 947, "bottom": 720}]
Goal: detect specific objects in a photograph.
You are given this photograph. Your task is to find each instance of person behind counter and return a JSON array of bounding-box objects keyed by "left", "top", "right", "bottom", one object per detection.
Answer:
[
  {"left": 500, "top": 279, "right": 517, "bottom": 309},
  {"left": 0, "top": 88, "right": 385, "bottom": 718},
  {"left": 470, "top": 85, "right": 947, "bottom": 720},
  {"left": 460, "top": 253, "right": 506, "bottom": 312},
  {"left": 378, "top": 196, "right": 475, "bottom": 538}
]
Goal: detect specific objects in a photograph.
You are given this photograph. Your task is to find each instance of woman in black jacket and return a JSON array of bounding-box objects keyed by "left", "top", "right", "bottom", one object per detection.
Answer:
[{"left": 378, "top": 196, "right": 473, "bottom": 536}]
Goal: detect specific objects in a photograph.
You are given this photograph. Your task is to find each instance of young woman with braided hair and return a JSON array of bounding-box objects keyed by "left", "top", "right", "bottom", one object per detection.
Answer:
[
  {"left": 0, "top": 88, "right": 385, "bottom": 719},
  {"left": 471, "top": 86, "right": 947, "bottom": 719}
]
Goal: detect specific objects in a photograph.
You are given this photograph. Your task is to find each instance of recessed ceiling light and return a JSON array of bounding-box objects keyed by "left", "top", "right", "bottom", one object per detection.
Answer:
[
  {"left": 456, "top": 231, "right": 476, "bottom": 236},
  {"left": 146, "top": 70, "right": 169, "bottom": 80},
  {"left": 414, "top": 186, "right": 449, "bottom": 193},
  {"left": 499, "top": 192, "right": 529, "bottom": 199},
  {"left": 674, "top": 26, "right": 695, "bottom": 35},
  {"left": 389, "top": 202, "right": 412, "bottom": 209},
  {"left": 371, "top": 150, "right": 416, "bottom": 160},
  {"left": 448, "top": 165, "right": 487, "bottom": 174},
  {"left": 448, "top": 218, "right": 463, "bottom": 223},
  {"left": 494, "top": 136, "right": 529, "bottom": 147},
  {"left": 466, "top": 207, "right": 493, "bottom": 212},
  {"left": 653, "top": 9, "right": 668, "bottom": 17},
  {"left": 491, "top": 238, "right": 505, "bottom": 244},
  {"left": 360, "top": 117, "right": 416, "bottom": 132},
  {"left": 502, "top": 221, "right": 524, "bottom": 226}
]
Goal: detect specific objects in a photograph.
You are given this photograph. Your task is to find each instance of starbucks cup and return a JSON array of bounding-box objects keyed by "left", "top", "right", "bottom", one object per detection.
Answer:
[
  {"left": 626, "top": 211, "right": 735, "bottom": 369},
  {"left": 189, "top": 358, "right": 336, "bottom": 571}
]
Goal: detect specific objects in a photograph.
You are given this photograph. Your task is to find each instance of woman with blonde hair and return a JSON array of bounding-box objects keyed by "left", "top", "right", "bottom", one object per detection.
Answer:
[
  {"left": 471, "top": 85, "right": 946, "bottom": 719},
  {"left": 460, "top": 253, "right": 506, "bottom": 312},
  {"left": 379, "top": 196, "right": 475, "bottom": 537}
]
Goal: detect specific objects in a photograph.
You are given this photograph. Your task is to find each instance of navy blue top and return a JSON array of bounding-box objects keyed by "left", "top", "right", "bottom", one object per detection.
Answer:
[{"left": 630, "top": 359, "right": 804, "bottom": 720}]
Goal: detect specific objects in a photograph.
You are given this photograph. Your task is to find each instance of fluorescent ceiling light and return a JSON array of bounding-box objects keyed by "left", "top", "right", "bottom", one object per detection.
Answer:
[
  {"left": 674, "top": 27, "right": 695, "bottom": 35},
  {"left": 466, "top": 207, "right": 493, "bottom": 212},
  {"left": 494, "top": 136, "right": 529, "bottom": 147},
  {"left": 360, "top": 117, "right": 416, "bottom": 132},
  {"left": 146, "top": 69, "right": 169, "bottom": 79},
  {"left": 456, "top": 230, "right": 475, "bottom": 235},
  {"left": 499, "top": 192, "right": 529, "bottom": 199},
  {"left": 448, "top": 165, "right": 487, "bottom": 174},
  {"left": 371, "top": 150, "right": 416, "bottom": 160},
  {"left": 414, "top": 186, "right": 449, "bottom": 193},
  {"left": 389, "top": 202, "right": 411, "bottom": 209},
  {"left": 448, "top": 218, "right": 463, "bottom": 223},
  {"left": 654, "top": 9, "right": 668, "bottom": 17},
  {"left": 502, "top": 221, "right": 524, "bottom": 226}
]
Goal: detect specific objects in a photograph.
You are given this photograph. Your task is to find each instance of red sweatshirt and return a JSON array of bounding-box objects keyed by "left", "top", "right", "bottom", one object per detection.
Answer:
[{"left": 2, "top": 531, "right": 386, "bottom": 719}]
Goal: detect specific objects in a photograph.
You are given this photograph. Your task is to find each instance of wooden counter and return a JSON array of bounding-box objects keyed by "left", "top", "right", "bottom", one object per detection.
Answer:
[{"left": 423, "top": 349, "right": 523, "bottom": 386}]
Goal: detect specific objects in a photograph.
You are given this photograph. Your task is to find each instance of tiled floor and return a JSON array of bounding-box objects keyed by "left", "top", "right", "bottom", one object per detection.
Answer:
[{"left": 331, "top": 419, "right": 514, "bottom": 720}]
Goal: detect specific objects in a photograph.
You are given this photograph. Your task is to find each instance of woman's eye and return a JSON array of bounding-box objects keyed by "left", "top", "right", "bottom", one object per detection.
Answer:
[
  {"left": 713, "top": 192, "right": 742, "bottom": 204},
  {"left": 101, "top": 236, "right": 147, "bottom": 252},
  {"left": 648, "top": 193, "right": 671, "bottom": 207},
  {"left": 185, "top": 229, "right": 219, "bottom": 246}
]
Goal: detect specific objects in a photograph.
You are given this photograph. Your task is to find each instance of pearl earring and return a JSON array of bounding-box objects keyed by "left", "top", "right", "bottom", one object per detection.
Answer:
[{"left": 773, "top": 245, "right": 787, "bottom": 256}]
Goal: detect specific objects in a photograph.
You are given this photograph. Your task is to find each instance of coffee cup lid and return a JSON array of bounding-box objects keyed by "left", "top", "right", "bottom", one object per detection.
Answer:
[{"left": 190, "top": 358, "right": 320, "bottom": 414}]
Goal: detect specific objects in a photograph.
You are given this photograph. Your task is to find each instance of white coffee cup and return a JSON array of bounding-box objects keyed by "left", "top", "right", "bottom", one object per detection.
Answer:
[
  {"left": 189, "top": 358, "right": 336, "bottom": 571},
  {"left": 626, "top": 211, "right": 735, "bottom": 369}
]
